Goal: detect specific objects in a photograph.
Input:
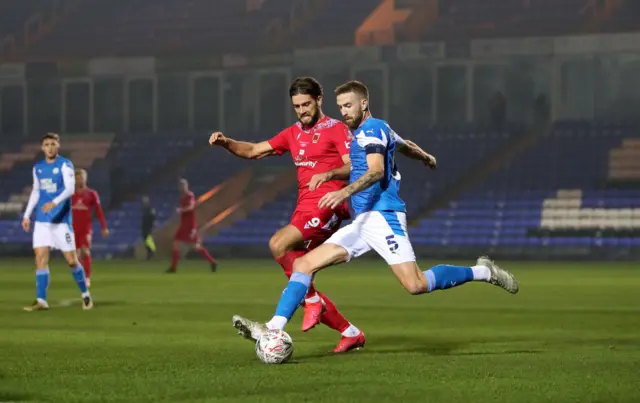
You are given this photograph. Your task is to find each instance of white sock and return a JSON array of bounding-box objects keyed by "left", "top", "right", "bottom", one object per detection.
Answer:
[
  {"left": 341, "top": 324, "right": 360, "bottom": 337},
  {"left": 471, "top": 265, "right": 491, "bottom": 281},
  {"left": 266, "top": 316, "right": 288, "bottom": 330},
  {"left": 37, "top": 298, "right": 48, "bottom": 306},
  {"left": 305, "top": 293, "right": 321, "bottom": 304},
  {"left": 82, "top": 291, "right": 91, "bottom": 298}
]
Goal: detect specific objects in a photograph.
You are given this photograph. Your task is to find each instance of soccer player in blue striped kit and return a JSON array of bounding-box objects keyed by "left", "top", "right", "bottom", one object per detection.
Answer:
[
  {"left": 232, "top": 81, "right": 519, "bottom": 345},
  {"left": 22, "top": 132, "right": 93, "bottom": 311}
]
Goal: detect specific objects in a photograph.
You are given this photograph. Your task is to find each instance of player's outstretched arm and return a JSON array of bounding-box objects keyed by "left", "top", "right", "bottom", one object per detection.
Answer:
[
  {"left": 395, "top": 135, "right": 437, "bottom": 169},
  {"left": 209, "top": 132, "right": 277, "bottom": 160}
]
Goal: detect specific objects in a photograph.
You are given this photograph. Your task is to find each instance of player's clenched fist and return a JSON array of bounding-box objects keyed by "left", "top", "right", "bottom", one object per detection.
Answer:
[
  {"left": 209, "top": 132, "right": 228, "bottom": 146},
  {"left": 425, "top": 153, "right": 437, "bottom": 170}
]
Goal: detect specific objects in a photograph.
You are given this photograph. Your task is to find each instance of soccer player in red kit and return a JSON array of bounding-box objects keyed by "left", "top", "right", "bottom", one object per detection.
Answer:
[
  {"left": 72, "top": 169, "right": 108, "bottom": 288},
  {"left": 209, "top": 77, "right": 364, "bottom": 353},
  {"left": 167, "top": 178, "right": 218, "bottom": 273}
]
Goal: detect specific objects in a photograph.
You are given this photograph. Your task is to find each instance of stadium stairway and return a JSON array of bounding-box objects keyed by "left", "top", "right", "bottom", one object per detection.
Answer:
[
  {"left": 358, "top": 0, "right": 438, "bottom": 45},
  {"left": 134, "top": 164, "right": 298, "bottom": 259},
  {"left": 355, "top": 0, "right": 412, "bottom": 46},
  {"left": 109, "top": 136, "right": 207, "bottom": 210}
]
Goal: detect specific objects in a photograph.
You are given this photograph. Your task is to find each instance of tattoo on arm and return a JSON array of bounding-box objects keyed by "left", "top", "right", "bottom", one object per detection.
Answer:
[{"left": 344, "top": 169, "right": 383, "bottom": 196}]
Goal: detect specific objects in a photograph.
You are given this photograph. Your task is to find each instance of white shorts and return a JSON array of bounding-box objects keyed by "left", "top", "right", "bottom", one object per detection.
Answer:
[
  {"left": 325, "top": 211, "right": 416, "bottom": 265},
  {"left": 33, "top": 222, "right": 76, "bottom": 252}
]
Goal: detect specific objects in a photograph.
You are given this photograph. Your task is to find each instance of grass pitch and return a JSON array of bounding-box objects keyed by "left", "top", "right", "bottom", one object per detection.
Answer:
[{"left": 0, "top": 258, "right": 638, "bottom": 403}]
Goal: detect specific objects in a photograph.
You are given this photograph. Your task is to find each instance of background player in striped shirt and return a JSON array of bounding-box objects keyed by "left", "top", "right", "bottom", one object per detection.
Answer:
[
  {"left": 22, "top": 133, "right": 93, "bottom": 311},
  {"left": 72, "top": 168, "right": 109, "bottom": 288}
]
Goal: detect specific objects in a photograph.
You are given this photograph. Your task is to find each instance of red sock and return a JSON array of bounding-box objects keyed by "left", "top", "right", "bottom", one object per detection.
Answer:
[
  {"left": 197, "top": 248, "right": 216, "bottom": 264},
  {"left": 317, "top": 291, "right": 351, "bottom": 333},
  {"left": 82, "top": 255, "right": 92, "bottom": 279},
  {"left": 171, "top": 249, "right": 180, "bottom": 270},
  {"left": 275, "top": 250, "right": 317, "bottom": 297}
]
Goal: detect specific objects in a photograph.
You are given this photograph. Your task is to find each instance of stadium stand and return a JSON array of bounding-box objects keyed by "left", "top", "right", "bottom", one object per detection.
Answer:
[
  {"left": 411, "top": 120, "right": 640, "bottom": 251},
  {"left": 20, "top": 0, "right": 381, "bottom": 58},
  {"left": 2, "top": 0, "right": 635, "bottom": 61},
  {"left": 397, "top": 0, "right": 628, "bottom": 41}
]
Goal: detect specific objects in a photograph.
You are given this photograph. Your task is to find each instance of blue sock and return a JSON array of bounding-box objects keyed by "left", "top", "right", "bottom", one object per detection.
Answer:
[
  {"left": 424, "top": 264, "right": 474, "bottom": 293},
  {"left": 71, "top": 264, "right": 88, "bottom": 294},
  {"left": 274, "top": 272, "right": 312, "bottom": 320},
  {"left": 36, "top": 268, "right": 50, "bottom": 301}
]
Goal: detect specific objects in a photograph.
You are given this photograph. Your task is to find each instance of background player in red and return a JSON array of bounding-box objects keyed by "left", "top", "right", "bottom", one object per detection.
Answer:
[
  {"left": 209, "top": 77, "right": 363, "bottom": 353},
  {"left": 72, "top": 168, "right": 109, "bottom": 288},
  {"left": 168, "top": 178, "right": 218, "bottom": 273}
]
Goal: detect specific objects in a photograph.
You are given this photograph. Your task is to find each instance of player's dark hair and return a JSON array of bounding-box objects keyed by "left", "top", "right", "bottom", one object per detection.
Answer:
[
  {"left": 335, "top": 81, "right": 369, "bottom": 99},
  {"left": 41, "top": 132, "right": 60, "bottom": 143},
  {"left": 289, "top": 77, "right": 323, "bottom": 100}
]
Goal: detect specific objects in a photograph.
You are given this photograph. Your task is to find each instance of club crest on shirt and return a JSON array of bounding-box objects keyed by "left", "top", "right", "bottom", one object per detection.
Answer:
[
  {"left": 312, "top": 133, "right": 321, "bottom": 143},
  {"left": 53, "top": 167, "right": 60, "bottom": 174},
  {"left": 73, "top": 199, "right": 89, "bottom": 210}
]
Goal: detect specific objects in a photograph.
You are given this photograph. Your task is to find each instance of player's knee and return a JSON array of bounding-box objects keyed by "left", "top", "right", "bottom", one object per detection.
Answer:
[
  {"left": 268, "top": 234, "right": 289, "bottom": 258},
  {"left": 291, "top": 256, "right": 313, "bottom": 275},
  {"left": 65, "top": 255, "right": 79, "bottom": 267},
  {"left": 35, "top": 255, "right": 47, "bottom": 269},
  {"left": 397, "top": 274, "right": 428, "bottom": 295},
  {"left": 82, "top": 247, "right": 91, "bottom": 257},
  {"left": 403, "top": 281, "right": 427, "bottom": 295}
]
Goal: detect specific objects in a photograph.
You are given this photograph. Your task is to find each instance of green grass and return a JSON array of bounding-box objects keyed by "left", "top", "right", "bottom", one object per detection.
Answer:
[{"left": 0, "top": 259, "right": 639, "bottom": 403}]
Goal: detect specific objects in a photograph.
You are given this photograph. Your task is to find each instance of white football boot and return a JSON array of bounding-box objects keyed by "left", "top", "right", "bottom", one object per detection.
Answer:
[
  {"left": 477, "top": 256, "right": 519, "bottom": 294},
  {"left": 232, "top": 315, "right": 267, "bottom": 341}
]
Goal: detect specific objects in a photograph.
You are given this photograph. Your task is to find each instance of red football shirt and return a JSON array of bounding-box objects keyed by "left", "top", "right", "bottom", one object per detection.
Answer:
[
  {"left": 72, "top": 188, "right": 107, "bottom": 234},
  {"left": 179, "top": 191, "right": 197, "bottom": 228},
  {"left": 267, "top": 116, "right": 351, "bottom": 210}
]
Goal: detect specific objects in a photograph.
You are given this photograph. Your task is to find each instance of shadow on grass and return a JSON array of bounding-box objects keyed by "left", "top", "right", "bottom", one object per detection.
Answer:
[
  {"left": 300, "top": 334, "right": 543, "bottom": 360},
  {"left": 55, "top": 299, "right": 126, "bottom": 308},
  {"left": 0, "top": 390, "right": 35, "bottom": 402}
]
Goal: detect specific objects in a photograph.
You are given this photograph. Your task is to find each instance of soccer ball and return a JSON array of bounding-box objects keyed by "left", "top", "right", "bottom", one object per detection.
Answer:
[{"left": 255, "top": 329, "right": 293, "bottom": 364}]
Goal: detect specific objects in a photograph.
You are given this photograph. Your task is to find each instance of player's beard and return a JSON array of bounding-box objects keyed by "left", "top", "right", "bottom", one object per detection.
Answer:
[
  {"left": 343, "top": 111, "right": 363, "bottom": 130},
  {"left": 299, "top": 110, "right": 320, "bottom": 129}
]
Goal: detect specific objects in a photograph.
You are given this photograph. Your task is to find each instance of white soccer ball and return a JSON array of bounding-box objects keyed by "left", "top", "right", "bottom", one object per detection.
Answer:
[{"left": 255, "top": 329, "right": 293, "bottom": 364}]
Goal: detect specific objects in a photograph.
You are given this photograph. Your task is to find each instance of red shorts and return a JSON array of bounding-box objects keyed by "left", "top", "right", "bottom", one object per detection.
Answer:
[
  {"left": 74, "top": 231, "right": 92, "bottom": 249},
  {"left": 175, "top": 227, "right": 200, "bottom": 244},
  {"left": 290, "top": 203, "right": 350, "bottom": 251}
]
